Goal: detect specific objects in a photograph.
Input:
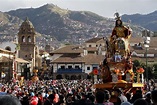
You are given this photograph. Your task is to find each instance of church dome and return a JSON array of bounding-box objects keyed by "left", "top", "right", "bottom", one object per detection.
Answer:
[
  {"left": 18, "top": 17, "right": 35, "bottom": 34},
  {"left": 21, "top": 17, "right": 34, "bottom": 28}
]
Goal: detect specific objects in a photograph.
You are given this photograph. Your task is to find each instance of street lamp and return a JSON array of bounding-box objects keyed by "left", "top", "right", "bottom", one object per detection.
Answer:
[{"left": 143, "top": 30, "right": 150, "bottom": 81}]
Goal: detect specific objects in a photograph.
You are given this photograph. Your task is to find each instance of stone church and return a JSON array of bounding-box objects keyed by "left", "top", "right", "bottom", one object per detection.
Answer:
[{"left": 18, "top": 17, "right": 42, "bottom": 74}]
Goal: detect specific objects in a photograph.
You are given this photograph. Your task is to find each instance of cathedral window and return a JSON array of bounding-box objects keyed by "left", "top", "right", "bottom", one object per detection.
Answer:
[
  {"left": 22, "top": 36, "right": 26, "bottom": 42},
  {"left": 28, "top": 36, "right": 31, "bottom": 42}
]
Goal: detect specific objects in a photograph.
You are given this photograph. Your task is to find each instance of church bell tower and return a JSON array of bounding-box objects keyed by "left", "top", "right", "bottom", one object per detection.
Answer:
[{"left": 18, "top": 17, "right": 36, "bottom": 70}]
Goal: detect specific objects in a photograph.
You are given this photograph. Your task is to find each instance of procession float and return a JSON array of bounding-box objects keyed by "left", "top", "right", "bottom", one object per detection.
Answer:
[{"left": 93, "top": 12, "right": 144, "bottom": 91}]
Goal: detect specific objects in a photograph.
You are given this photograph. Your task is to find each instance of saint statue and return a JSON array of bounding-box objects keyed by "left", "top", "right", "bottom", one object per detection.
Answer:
[
  {"left": 110, "top": 12, "right": 132, "bottom": 42},
  {"left": 110, "top": 12, "right": 132, "bottom": 56}
]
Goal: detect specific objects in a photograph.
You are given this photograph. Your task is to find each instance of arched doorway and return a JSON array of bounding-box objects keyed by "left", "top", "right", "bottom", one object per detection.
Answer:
[
  {"left": 56, "top": 74, "right": 63, "bottom": 79},
  {"left": 78, "top": 75, "right": 82, "bottom": 79},
  {"left": 65, "top": 74, "right": 70, "bottom": 80},
  {"left": 71, "top": 75, "right": 77, "bottom": 80}
]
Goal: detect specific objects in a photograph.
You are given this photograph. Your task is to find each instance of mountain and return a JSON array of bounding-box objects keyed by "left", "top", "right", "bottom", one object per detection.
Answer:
[
  {"left": 0, "top": 4, "right": 144, "bottom": 44},
  {"left": 6, "top": 4, "right": 143, "bottom": 42},
  {"left": 122, "top": 11, "right": 157, "bottom": 31},
  {"left": 7, "top": 4, "right": 113, "bottom": 41},
  {"left": 0, "top": 11, "right": 22, "bottom": 41}
]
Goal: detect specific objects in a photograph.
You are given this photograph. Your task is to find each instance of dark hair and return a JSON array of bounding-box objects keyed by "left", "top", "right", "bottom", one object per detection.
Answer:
[
  {"left": 89, "top": 95, "right": 95, "bottom": 103},
  {"left": 125, "top": 92, "right": 131, "bottom": 101},
  {"left": 115, "top": 88, "right": 122, "bottom": 94},
  {"left": 134, "top": 98, "right": 148, "bottom": 105},
  {"left": 0, "top": 95, "right": 21, "bottom": 105},
  {"left": 48, "top": 94, "right": 55, "bottom": 100},
  {"left": 151, "top": 90, "right": 157, "bottom": 103},
  {"left": 136, "top": 89, "right": 142, "bottom": 94},
  {"left": 95, "top": 90, "right": 105, "bottom": 103},
  {"left": 104, "top": 90, "right": 111, "bottom": 100},
  {"left": 115, "top": 19, "right": 123, "bottom": 27}
]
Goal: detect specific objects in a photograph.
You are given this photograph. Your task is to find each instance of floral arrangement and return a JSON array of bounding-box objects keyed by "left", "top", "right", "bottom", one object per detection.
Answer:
[
  {"left": 33, "top": 69, "right": 38, "bottom": 73},
  {"left": 93, "top": 69, "right": 98, "bottom": 75},
  {"left": 136, "top": 67, "right": 144, "bottom": 83},
  {"left": 112, "top": 68, "right": 120, "bottom": 74},
  {"left": 125, "top": 70, "right": 134, "bottom": 76},
  {"left": 125, "top": 69, "right": 134, "bottom": 82},
  {"left": 89, "top": 69, "right": 99, "bottom": 75},
  {"left": 136, "top": 67, "right": 145, "bottom": 74}
]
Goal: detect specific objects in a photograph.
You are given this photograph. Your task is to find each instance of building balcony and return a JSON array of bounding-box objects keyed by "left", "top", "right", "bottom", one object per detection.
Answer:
[{"left": 57, "top": 68, "right": 83, "bottom": 73}]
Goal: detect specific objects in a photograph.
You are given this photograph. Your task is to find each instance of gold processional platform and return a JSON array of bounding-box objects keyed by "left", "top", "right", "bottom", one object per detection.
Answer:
[{"left": 93, "top": 82, "right": 144, "bottom": 89}]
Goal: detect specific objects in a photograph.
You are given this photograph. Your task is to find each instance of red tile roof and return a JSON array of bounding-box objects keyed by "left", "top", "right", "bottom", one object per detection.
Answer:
[
  {"left": 83, "top": 54, "right": 105, "bottom": 64},
  {"left": 85, "top": 38, "right": 103, "bottom": 43},
  {"left": 0, "top": 56, "right": 11, "bottom": 62},
  {"left": 50, "top": 45, "right": 83, "bottom": 54},
  {"left": 52, "top": 56, "right": 84, "bottom": 63},
  {"left": 130, "top": 37, "right": 157, "bottom": 48},
  {"left": 132, "top": 57, "right": 157, "bottom": 63},
  {"left": 52, "top": 54, "right": 105, "bottom": 65}
]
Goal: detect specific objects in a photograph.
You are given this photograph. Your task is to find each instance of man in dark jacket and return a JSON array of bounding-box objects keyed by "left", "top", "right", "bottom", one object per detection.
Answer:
[{"left": 44, "top": 94, "right": 55, "bottom": 105}]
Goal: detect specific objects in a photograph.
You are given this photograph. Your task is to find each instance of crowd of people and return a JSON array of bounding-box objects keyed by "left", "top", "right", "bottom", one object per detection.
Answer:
[{"left": 0, "top": 79, "right": 157, "bottom": 105}]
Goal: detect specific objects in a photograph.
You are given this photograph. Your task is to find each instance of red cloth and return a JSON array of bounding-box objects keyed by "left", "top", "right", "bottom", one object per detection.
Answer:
[
  {"left": 53, "top": 94, "right": 59, "bottom": 103},
  {"left": 30, "top": 96, "right": 38, "bottom": 105}
]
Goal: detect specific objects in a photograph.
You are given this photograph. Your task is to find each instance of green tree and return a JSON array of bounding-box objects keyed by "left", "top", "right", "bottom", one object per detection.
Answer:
[
  {"left": 152, "top": 64, "right": 157, "bottom": 79},
  {"left": 132, "top": 60, "right": 157, "bottom": 80},
  {"left": 133, "top": 60, "right": 141, "bottom": 72}
]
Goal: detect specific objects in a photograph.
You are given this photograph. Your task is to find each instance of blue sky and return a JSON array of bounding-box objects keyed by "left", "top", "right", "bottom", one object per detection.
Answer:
[{"left": 1, "top": 0, "right": 157, "bottom": 18}]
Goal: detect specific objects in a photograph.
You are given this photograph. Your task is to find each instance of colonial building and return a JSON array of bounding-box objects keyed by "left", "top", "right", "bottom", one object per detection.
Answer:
[
  {"left": 0, "top": 48, "right": 14, "bottom": 81},
  {"left": 0, "top": 41, "right": 16, "bottom": 52},
  {"left": 50, "top": 36, "right": 157, "bottom": 80},
  {"left": 0, "top": 48, "right": 29, "bottom": 81},
  {"left": 130, "top": 37, "right": 157, "bottom": 64},
  {"left": 50, "top": 38, "right": 105, "bottom": 79},
  {"left": 85, "top": 38, "right": 106, "bottom": 55}
]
